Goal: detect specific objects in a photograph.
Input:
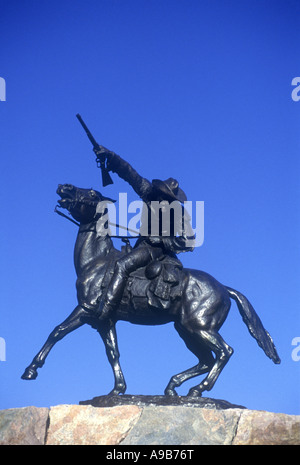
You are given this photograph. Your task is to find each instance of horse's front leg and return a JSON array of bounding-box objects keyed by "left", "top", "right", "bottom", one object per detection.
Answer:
[
  {"left": 97, "top": 320, "right": 126, "bottom": 395},
  {"left": 21, "top": 305, "right": 88, "bottom": 380}
]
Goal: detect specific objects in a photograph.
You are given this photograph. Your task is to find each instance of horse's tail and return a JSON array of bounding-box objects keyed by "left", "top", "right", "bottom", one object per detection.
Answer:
[{"left": 226, "top": 286, "right": 281, "bottom": 364}]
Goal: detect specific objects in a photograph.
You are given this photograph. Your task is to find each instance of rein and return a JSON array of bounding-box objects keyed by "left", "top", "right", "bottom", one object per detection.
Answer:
[
  {"left": 54, "top": 206, "right": 80, "bottom": 227},
  {"left": 54, "top": 205, "right": 140, "bottom": 239}
]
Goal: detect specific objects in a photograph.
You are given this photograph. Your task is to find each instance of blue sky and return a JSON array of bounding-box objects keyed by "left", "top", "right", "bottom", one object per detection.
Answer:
[{"left": 1, "top": 0, "right": 299, "bottom": 415}]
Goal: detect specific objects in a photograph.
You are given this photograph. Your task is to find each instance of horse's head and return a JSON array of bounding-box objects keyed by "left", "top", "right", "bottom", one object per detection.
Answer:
[{"left": 56, "top": 184, "right": 115, "bottom": 224}]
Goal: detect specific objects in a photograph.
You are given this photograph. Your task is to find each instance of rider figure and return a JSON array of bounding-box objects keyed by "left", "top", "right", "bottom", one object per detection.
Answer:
[{"left": 94, "top": 146, "right": 195, "bottom": 320}]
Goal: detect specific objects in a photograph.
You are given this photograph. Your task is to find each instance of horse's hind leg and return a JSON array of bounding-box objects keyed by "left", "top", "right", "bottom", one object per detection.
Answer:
[
  {"left": 21, "top": 305, "right": 87, "bottom": 380},
  {"left": 165, "top": 362, "right": 212, "bottom": 397},
  {"left": 188, "top": 330, "right": 233, "bottom": 397},
  {"left": 164, "top": 323, "right": 215, "bottom": 396}
]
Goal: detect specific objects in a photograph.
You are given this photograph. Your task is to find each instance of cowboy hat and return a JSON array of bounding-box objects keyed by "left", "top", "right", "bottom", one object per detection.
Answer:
[{"left": 152, "top": 177, "right": 187, "bottom": 203}]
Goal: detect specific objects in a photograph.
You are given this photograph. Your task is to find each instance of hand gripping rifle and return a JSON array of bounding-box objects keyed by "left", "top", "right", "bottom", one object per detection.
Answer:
[{"left": 76, "top": 114, "right": 113, "bottom": 187}]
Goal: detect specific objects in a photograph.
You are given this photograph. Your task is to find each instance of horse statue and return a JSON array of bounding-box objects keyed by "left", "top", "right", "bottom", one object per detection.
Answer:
[{"left": 21, "top": 183, "right": 280, "bottom": 397}]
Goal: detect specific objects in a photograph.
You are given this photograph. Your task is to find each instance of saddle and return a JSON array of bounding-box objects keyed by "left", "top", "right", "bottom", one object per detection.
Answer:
[
  {"left": 127, "top": 255, "right": 184, "bottom": 310},
  {"left": 100, "top": 253, "right": 184, "bottom": 311}
]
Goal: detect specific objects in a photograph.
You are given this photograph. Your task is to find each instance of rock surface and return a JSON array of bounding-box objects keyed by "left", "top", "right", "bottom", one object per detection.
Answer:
[
  {"left": 121, "top": 406, "right": 241, "bottom": 445},
  {"left": 0, "top": 397, "right": 299, "bottom": 445},
  {"left": 47, "top": 404, "right": 141, "bottom": 445},
  {"left": 0, "top": 406, "right": 49, "bottom": 445},
  {"left": 232, "top": 409, "right": 300, "bottom": 445}
]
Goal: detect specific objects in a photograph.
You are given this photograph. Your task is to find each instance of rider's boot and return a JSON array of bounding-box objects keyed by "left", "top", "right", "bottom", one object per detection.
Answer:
[{"left": 97, "top": 268, "right": 126, "bottom": 320}]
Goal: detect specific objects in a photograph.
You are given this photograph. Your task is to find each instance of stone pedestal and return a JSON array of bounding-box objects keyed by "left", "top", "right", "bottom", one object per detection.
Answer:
[{"left": 0, "top": 396, "right": 299, "bottom": 445}]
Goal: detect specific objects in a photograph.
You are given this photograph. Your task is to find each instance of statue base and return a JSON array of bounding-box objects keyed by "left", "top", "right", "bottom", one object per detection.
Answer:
[{"left": 79, "top": 394, "right": 246, "bottom": 410}]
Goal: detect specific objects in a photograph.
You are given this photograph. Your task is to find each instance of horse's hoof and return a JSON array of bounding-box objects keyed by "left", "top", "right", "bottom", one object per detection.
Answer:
[
  {"left": 164, "top": 388, "right": 178, "bottom": 397},
  {"left": 107, "top": 386, "right": 126, "bottom": 396},
  {"left": 187, "top": 388, "right": 202, "bottom": 397},
  {"left": 21, "top": 367, "right": 38, "bottom": 380}
]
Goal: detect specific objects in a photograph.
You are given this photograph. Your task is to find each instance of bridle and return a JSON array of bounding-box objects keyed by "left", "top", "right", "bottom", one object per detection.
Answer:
[{"left": 54, "top": 194, "right": 100, "bottom": 227}]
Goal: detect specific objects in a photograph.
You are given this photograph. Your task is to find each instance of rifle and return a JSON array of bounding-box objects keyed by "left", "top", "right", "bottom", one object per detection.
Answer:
[{"left": 76, "top": 114, "right": 113, "bottom": 187}]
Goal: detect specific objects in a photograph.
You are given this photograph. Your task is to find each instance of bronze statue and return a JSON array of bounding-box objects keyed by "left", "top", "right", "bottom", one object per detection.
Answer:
[{"left": 21, "top": 115, "right": 280, "bottom": 397}]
